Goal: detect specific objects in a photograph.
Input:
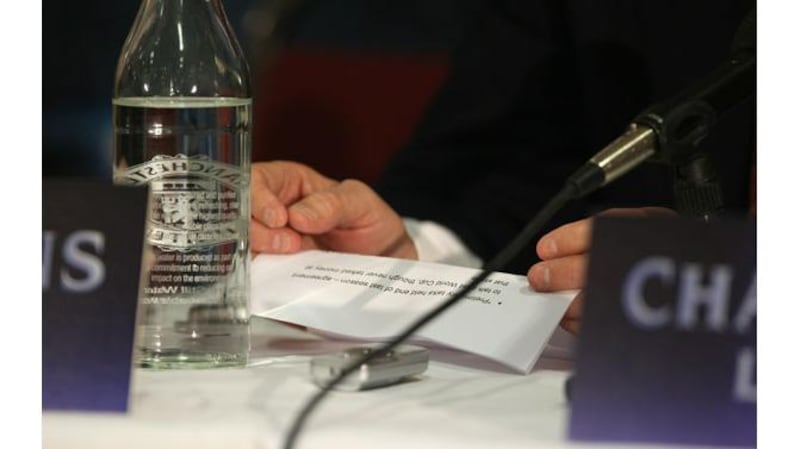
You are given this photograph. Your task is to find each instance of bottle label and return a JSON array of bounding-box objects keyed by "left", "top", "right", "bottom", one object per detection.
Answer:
[{"left": 114, "top": 154, "right": 244, "bottom": 250}]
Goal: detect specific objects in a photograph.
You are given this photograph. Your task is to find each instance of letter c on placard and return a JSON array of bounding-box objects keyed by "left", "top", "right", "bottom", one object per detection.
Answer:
[
  {"left": 61, "top": 230, "right": 106, "bottom": 293},
  {"left": 622, "top": 256, "right": 674, "bottom": 329}
]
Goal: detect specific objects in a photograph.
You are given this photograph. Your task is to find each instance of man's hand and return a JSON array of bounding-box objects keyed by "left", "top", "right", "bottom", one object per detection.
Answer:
[
  {"left": 528, "top": 207, "right": 677, "bottom": 334},
  {"left": 250, "top": 161, "right": 418, "bottom": 260}
]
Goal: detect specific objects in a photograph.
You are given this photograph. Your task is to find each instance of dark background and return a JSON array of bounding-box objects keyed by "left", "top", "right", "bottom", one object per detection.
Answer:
[{"left": 42, "top": 0, "right": 483, "bottom": 182}]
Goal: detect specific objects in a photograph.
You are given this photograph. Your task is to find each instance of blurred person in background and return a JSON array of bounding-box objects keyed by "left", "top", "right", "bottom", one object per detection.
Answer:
[{"left": 248, "top": 0, "right": 756, "bottom": 335}]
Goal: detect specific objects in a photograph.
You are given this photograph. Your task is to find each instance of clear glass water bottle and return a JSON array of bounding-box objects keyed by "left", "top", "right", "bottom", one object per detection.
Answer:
[{"left": 112, "top": 0, "right": 252, "bottom": 368}]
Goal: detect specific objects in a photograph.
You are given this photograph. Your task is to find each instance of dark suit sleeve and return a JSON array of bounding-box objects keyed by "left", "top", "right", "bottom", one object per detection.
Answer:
[
  {"left": 375, "top": 0, "right": 755, "bottom": 274},
  {"left": 375, "top": 1, "right": 593, "bottom": 273}
]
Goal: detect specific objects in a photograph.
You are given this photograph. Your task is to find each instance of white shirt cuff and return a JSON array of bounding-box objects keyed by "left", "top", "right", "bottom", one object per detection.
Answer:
[{"left": 403, "top": 218, "right": 483, "bottom": 268}]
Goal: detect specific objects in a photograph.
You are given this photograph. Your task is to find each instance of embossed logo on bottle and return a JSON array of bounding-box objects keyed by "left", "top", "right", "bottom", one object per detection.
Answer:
[{"left": 115, "top": 154, "right": 243, "bottom": 250}]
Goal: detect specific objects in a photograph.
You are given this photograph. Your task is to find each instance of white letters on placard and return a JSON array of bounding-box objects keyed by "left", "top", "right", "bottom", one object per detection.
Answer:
[
  {"left": 621, "top": 257, "right": 755, "bottom": 335},
  {"left": 42, "top": 230, "right": 107, "bottom": 293},
  {"left": 676, "top": 263, "right": 733, "bottom": 332},
  {"left": 622, "top": 257, "right": 674, "bottom": 329},
  {"left": 621, "top": 257, "right": 756, "bottom": 404},
  {"left": 733, "top": 276, "right": 757, "bottom": 334},
  {"left": 732, "top": 346, "right": 757, "bottom": 403}
]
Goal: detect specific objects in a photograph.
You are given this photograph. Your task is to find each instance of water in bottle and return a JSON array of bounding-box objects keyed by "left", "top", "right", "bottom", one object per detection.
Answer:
[{"left": 112, "top": 0, "right": 252, "bottom": 368}]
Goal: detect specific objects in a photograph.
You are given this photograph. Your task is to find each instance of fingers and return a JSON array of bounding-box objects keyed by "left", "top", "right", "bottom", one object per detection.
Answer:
[
  {"left": 251, "top": 162, "right": 292, "bottom": 227},
  {"left": 250, "top": 161, "right": 337, "bottom": 228},
  {"left": 534, "top": 209, "right": 633, "bottom": 260},
  {"left": 287, "top": 179, "right": 384, "bottom": 234},
  {"left": 536, "top": 207, "right": 678, "bottom": 260},
  {"left": 560, "top": 318, "right": 580, "bottom": 335},
  {"left": 597, "top": 206, "right": 677, "bottom": 219},
  {"left": 286, "top": 179, "right": 415, "bottom": 258},
  {"left": 528, "top": 254, "right": 587, "bottom": 292},
  {"left": 536, "top": 207, "right": 676, "bottom": 335},
  {"left": 559, "top": 292, "right": 584, "bottom": 335},
  {"left": 251, "top": 182, "right": 288, "bottom": 228},
  {"left": 536, "top": 218, "right": 592, "bottom": 260},
  {"left": 249, "top": 164, "right": 411, "bottom": 257},
  {"left": 249, "top": 218, "right": 304, "bottom": 254},
  {"left": 251, "top": 162, "right": 378, "bottom": 235}
]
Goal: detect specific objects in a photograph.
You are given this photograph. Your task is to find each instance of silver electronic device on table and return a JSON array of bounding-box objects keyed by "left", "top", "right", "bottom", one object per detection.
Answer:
[{"left": 310, "top": 344, "right": 429, "bottom": 391}]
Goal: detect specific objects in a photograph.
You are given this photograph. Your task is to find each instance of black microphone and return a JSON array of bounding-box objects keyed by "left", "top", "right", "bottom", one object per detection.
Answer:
[{"left": 567, "top": 9, "right": 755, "bottom": 199}]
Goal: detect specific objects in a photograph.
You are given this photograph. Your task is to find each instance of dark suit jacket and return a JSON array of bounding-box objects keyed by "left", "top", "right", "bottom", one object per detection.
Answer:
[{"left": 375, "top": 0, "right": 756, "bottom": 274}]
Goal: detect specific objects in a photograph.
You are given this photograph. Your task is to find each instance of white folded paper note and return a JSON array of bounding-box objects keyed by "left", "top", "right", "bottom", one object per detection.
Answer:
[{"left": 250, "top": 250, "right": 575, "bottom": 373}]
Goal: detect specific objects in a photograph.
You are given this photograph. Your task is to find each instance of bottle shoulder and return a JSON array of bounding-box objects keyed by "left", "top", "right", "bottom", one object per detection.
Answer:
[{"left": 112, "top": 97, "right": 252, "bottom": 107}]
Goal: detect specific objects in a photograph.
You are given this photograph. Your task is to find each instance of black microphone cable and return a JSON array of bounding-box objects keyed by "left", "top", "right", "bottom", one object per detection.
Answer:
[{"left": 281, "top": 181, "right": 579, "bottom": 449}]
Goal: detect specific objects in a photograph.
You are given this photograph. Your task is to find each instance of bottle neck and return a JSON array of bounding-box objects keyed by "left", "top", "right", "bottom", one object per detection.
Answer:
[
  {"left": 115, "top": 0, "right": 250, "bottom": 98},
  {"left": 142, "top": 0, "right": 224, "bottom": 10},
  {"left": 139, "top": 0, "right": 231, "bottom": 55},
  {"left": 137, "top": 0, "right": 228, "bottom": 34}
]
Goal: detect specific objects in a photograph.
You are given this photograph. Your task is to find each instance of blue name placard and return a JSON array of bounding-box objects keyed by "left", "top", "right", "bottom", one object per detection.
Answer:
[
  {"left": 42, "top": 179, "right": 148, "bottom": 412},
  {"left": 568, "top": 216, "right": 755, "bottom": 447}
]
